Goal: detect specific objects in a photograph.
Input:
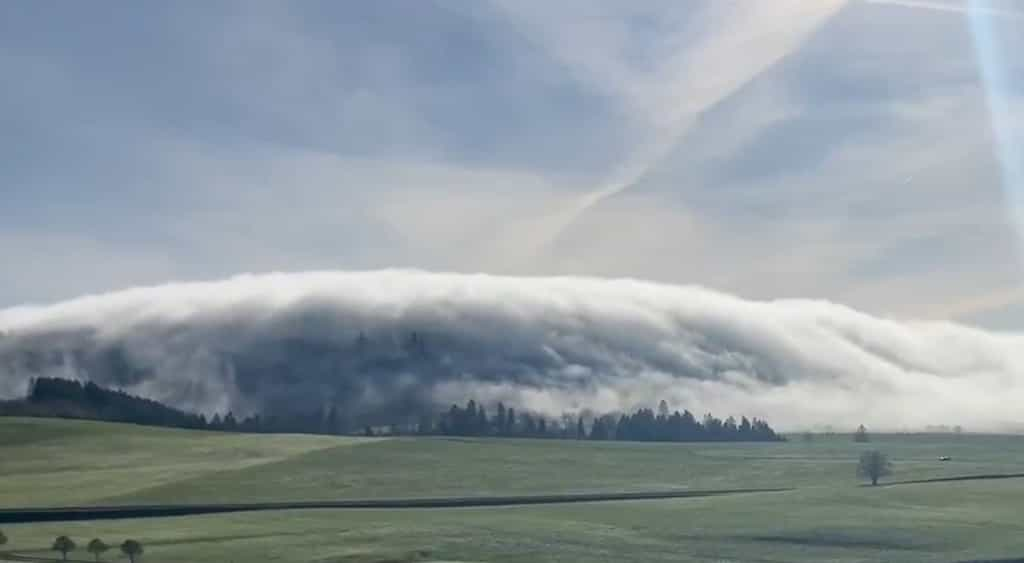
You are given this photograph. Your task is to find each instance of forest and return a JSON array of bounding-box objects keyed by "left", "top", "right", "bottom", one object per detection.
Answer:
[{"left": 0, "top": 377, "right": 782, "bottom": 442}]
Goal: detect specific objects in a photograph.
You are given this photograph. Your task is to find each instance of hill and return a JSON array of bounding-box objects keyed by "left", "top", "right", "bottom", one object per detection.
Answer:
[{"left": 0, "top": 377, "right": 209, "bottom": 429}]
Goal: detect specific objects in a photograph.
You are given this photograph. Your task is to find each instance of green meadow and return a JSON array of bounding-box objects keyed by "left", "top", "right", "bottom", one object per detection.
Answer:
[{"left": 3, "top": 417, "right": 1024, "bottom": 562}]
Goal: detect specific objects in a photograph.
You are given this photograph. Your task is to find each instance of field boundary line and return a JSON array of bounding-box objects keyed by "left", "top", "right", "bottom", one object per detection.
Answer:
[
  {"left": 875, "top": 472, "right": 1024, "bottom": 487},
  {"left": 0, "top": 487, "right": 792, "bottom": 523}
]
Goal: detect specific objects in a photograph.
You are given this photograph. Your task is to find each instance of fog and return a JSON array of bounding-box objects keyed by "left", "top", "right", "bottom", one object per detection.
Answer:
[{"left": 1, "top": 270, "right": 1021, "bottom": 431}]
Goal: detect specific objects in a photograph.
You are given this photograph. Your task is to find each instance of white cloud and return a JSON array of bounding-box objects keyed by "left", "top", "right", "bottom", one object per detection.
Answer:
[{"left": 2, "top": 270, "right": 1023, "bottom": 431}]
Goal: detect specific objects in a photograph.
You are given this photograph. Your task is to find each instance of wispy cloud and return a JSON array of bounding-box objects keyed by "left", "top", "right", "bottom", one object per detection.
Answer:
[
  {"left": 504, "top": 0, "right": 847, "bottom": 250},
  {"left": 2, "top": 0, "right": 1024, "bottom": 331}
]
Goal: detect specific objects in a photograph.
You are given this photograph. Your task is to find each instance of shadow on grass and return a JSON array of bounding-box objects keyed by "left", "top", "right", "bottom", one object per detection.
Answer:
[
  {"left": 320, "top": 549, "right": 435, "bottom": 563},
  {"left": 746, "top": 531, "right": 932, "bottom": 551}
]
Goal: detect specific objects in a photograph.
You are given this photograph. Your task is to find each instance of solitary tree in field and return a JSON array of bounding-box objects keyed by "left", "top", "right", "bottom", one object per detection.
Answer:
[
  {"left": 120, "top": 539, "right": 143, "bottom": 563},
  {"left": 87, "top": 538, "right": 110, "bottom": 562},
  {"left": 853, "top": 424, "right": 870, "bottom": 443},
  {"left": 857, "top": 450, "right": 892, "bottom": 486},
  {"left": 52, "top": 535, "right": 76, "bottom": 561}
]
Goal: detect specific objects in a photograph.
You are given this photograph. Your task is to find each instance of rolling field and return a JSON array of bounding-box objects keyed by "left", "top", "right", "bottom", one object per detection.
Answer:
[{"left": 2, "top": 417, "right": 1024, "bottom": 562}]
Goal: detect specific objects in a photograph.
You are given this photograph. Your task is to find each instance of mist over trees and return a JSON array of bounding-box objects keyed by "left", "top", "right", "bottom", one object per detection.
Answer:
[
  {"left": 0, "top": 378, "right": 782, "bottom": 442},
  {"left": 5, "top": 377, "right": 209, "bottom": 429},
  {"left": 421, "top": 399, "right": 781, "bottom": 442},
  {"left": 4, "top": 270, "right": 1022, "bottom": 433},
  {"left": 0, "top": 377, "right": 343, "bottom": 435}
]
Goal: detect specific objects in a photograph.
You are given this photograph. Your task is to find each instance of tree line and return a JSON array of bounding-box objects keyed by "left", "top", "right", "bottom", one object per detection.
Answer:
[
  {"left": 1, "top": 378, "right": 781, "bottom": 442},
  {"left": 419, "top": 399, "right": 782, "bottom": 442},
  {"left": 0, "top": 377, "right": 341, "bottom": 435}
]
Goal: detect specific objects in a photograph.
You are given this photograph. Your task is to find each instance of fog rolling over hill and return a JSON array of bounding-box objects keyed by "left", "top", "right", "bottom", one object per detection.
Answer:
[{"left": 0, "top": 270, "right": 1021, "bottom": 432}]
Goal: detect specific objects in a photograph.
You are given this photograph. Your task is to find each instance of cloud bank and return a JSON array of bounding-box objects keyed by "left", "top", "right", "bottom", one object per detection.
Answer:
[{"left": 1, "top": 271, "right": 1022, "bottom": 432}]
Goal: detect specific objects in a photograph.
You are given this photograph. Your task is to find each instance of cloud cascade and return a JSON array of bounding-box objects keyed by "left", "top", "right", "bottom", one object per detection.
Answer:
[{"left": 1, "top": 271, "right": 1021, "bottom": 431}]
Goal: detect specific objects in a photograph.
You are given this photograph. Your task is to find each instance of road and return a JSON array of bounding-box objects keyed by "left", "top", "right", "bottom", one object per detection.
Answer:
[{"left": 0, "top": 487, "right": 790, "bottom": 524}]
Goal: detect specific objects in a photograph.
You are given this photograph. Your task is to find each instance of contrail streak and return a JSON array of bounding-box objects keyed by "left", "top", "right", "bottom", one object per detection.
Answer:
[{"left": 534, "top": 1, "right": 847, "bottom": 253}]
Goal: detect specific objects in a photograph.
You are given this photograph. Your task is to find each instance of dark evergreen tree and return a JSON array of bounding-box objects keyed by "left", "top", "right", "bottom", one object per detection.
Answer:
[
  {"left": 853, "top": 424, "right": 870, "bottom": 443},
  {"left": 476, "top": 406, "right": 489, "bottom": 436},
  {"left": 723, "top": 416, "right": 738, "bottom": 441},
  {"left": 739, "top": 416, "right": 752, "bottom": 438},
  {"left": 496, "top": 402, "right": 507, "bottom": 435},
  {"left": 223, "top": 411, "right": 238, "bottom": 431}
]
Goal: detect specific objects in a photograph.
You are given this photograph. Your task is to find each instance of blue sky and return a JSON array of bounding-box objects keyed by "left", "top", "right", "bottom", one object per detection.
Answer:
[{"left": 2, "top": 0, "right": 1024, "bottom": 327}]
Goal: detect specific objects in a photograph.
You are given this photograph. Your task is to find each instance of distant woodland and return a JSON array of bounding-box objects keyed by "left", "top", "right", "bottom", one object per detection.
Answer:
[{"left": 0, "top": 377, "right": 782, "bottom": 442}]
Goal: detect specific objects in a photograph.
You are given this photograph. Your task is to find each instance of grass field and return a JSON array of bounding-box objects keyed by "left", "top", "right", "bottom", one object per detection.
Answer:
[{"left": 2, "top": 417, "right": 1024, "bottom": 562}]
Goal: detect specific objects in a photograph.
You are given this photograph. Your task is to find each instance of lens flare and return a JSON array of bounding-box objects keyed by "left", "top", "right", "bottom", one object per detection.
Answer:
[{"left": 968, "top": 1, "right": 1024, "bottom": 240}]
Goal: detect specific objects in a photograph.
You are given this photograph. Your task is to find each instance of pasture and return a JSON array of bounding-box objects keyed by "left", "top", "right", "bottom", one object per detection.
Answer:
[{"left": 2, "top": 417, "right": 1024, "bottom": 562}]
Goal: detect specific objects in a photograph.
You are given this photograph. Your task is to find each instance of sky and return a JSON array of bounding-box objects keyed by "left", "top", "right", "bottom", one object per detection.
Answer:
[{"left": 3, "top": 0, "right": 1024, "bottom": 328}]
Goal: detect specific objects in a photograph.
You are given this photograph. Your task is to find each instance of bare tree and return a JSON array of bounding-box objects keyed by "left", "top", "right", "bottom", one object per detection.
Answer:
[
  {"left": 120, "top": 539, "right": 143, "bottom": 563},
  {"left": 52, "top": 536, "right": 76, "bottom": 561},
  {"left": 87, "top": 538, "right": 110, "bottom": 562},
  {"left": 857, "top": 450, "right": 892, "bottom": 485}
]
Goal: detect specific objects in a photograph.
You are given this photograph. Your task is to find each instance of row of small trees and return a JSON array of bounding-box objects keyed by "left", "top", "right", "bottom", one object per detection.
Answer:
[
  {"left": 55, "top": 536, "right": 143, "bottom": 562},
  {"left": 0, "top": 531, "right": 142, "bottom": 562}
]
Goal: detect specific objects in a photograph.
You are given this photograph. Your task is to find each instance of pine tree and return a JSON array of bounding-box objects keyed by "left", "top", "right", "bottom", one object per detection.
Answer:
[
  {"left": 476, "top": 406, "right": 488, "bottom": 436},
  {"left": 739, "top": 416, "right": 752, "bottom": 438},
  {"left": 658, "top": 400, "right": 670, "bottom": 419},
  {"left": 496, "top": 402, "right": 507, "bottom": 435}
]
